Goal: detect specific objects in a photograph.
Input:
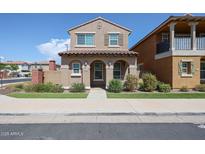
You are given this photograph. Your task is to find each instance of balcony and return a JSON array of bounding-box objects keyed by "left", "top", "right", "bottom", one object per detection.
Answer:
[{"left": 157, "top": 36, "right": 205, "bottom": 54}]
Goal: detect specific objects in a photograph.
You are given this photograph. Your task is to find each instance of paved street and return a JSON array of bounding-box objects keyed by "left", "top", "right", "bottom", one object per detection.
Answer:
[
  {"left": 1, "top": 77, "right": 31, "bottom": 84},
  {"left": 0, "top": 123, "right": 205, "bottom": 140}
]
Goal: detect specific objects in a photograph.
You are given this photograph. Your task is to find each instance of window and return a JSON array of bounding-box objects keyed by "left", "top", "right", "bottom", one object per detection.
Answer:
[
  {"left": 201, "top": 61, "right": 205, "bottom": 80},
  {"left": 109, "top": 33, "right": 119, "bottom": 46},
  {"left": 114, "top": 62, "right": 121, "bottom": 79},
  {"left": 181, "top": 62, "right": 191, "bottom": 75},
  {"left": 72, "top": 63, "right": 80, "bottom": 74},
  {"left": 77, "top": 34, "right": 94, "bottom": 46},
  {"left": 162, "top": 33, "right": 169, "bottom": 42},
  {"left": 94, "top": 62, "right": 103, "bottom": 80}
]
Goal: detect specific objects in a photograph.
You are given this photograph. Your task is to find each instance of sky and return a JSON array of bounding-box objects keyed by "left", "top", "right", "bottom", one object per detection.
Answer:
[{"left": 0, "top": 13, "right": 204, "bottom": 64}]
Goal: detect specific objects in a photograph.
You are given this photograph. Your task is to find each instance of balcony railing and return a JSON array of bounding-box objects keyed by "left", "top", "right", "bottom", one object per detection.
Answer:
[
  {"left": 175, "top": 37, "right": 191, "bottom": 50},
  {"left": 157, "top": 36, "right": 205, "bottom": 54},
  {"left": 197, "top": 37, "right": 205, "bottom": 50}
]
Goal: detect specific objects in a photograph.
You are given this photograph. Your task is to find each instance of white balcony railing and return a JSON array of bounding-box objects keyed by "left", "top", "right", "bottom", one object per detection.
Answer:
[
  {"left": 175, "top": 37, "right": 191, "bottom": 50},
  {"left": 197, "top": 37, "right": 205, "bottom": 50}
]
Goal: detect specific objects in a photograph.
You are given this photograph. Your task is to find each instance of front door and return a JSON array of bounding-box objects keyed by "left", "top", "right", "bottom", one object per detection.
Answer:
[
  {"left": 201, "top": 61, "right": 205, "bottom": 83},
  {"left": 90, "top": 61, "right": 106, "bottom": 88}
]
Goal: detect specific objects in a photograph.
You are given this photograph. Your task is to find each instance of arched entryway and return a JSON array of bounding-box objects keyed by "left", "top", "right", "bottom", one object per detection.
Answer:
[
  {"left": 90, "top": 60, "right": 106, "bottom": 88},
  {"left": 113, "top": 60, "right": 129, "bottom": 81}
]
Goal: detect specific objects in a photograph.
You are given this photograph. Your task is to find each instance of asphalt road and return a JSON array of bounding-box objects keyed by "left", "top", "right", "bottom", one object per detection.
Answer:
[
  {"left": 1, "top": 77, "right": 31, "bottom": 84},
  {"left": 0, "top": 123, "right": 205, "bottom": 140}
]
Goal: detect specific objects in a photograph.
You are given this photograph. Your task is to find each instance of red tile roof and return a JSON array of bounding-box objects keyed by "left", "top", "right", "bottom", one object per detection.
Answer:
[{"left": 59, "top": 49, "right": 138, "bottom": 56}]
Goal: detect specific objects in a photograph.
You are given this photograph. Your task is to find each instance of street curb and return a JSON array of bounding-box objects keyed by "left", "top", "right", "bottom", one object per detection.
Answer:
[{"left": 1, "top": 112, "right": 205, "bottom": 116}]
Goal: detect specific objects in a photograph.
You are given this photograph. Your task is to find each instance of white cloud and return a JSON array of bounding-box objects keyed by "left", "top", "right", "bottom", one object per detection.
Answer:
[{"left": 37, "top": 38, "right": 70, "bottom": 60}]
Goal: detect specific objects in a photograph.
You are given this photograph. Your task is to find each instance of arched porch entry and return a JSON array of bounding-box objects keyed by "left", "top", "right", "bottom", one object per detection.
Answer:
[
  {"left": 113, "top": 60, "right": 129, "bottom": 81},
  {"left": 90, "top": 60, "right": 106, "bottom": 88}
]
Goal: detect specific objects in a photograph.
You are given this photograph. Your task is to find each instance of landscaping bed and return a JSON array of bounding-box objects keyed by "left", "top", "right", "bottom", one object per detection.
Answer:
[
  {"left": 8, "top": 92, "right": 88, "bottom": 98},
  {"left": 107, "top": 92, "right": 205, "bottom": 99}
]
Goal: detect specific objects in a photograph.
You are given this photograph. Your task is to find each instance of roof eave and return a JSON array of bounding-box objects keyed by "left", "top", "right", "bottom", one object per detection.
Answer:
[{"left": 67, "top": 16, "right": 132, "bottom": 33}]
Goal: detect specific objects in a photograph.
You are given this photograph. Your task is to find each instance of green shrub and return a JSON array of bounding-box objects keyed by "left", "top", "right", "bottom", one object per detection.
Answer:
[
  {"left": 14, "top": 84, "right": 24, "bottom": 89},
  {"left": 158, "top": 82, "right": 171, "bottom": 93},
  {"left": 70, "top": 83, "right": 85, "bottom": 92},
  {"left": 138, "top": 82, "right": 144, "bottom": 91},
  {"left": 195, "top": 84, "right": 205, "bottom": 92},
  {"left": 24, "top": 84, "right": 34, "bottom": 92},
  {"left": 24, "top": 82, "right": 63, "bottom": 93},
  {"left": 108, "top": 79, "right": 123, "bottom": 93},
  {"left": 180, "top": 86, "right": 189, "bottom": 92},
  {"left": 141, "top": 72, "right": 158, "bottom": 92},
  {"left": 124, "top": 74, "right": 138, "bottom": 91}
]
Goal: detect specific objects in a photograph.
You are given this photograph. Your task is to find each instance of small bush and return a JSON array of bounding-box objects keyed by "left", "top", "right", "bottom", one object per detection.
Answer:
[
  {"left": 138, "top": 82, "right": 144, "bottom": 91},
  {"left": 108, "top": 79, "right": 123, "bottom": 93},
  {"left": 70, "top": 83, "right": 85, "bottom": 92},
  {"left": 24, "top": 82, "right": 63, "bottom": 93},
  {"left": 124, "top": 74, "right": 138, "bottom": 91},
  {"left": 158, "top": 82, "right": 171, "bottom": 93},
  {"left": 195, "top": 84, "right": 205, "bottom": 92},
  {"left": 14, "top": 84, "right": 24, "bottom": 89},
  {"left": 141, "top": 72, "right": 158, "bottom": 92},
  {"left": 180, "top": 86, "right": 189, "bottom": 92}
]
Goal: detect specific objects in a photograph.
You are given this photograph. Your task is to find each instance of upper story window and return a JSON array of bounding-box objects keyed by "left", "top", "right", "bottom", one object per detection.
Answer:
[
  {"left": 109, "top": 33, "right": 119, "bottom": 46},
  {"left": 161, "top": 33, "right": 169, "bottom": 42},
  {"left": 77, "top": 33, "right": 94, "bottom": 46}
]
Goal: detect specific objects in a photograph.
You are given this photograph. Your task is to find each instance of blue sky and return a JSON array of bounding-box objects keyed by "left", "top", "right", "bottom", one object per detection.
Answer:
[{"left": 0, "top": 13, "right": 204, "bottom": 63}]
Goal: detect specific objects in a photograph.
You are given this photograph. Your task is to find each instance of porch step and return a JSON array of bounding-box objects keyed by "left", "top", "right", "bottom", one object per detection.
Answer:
[{"left": 87, "top": 88, "right": 107, "bottom": 100}]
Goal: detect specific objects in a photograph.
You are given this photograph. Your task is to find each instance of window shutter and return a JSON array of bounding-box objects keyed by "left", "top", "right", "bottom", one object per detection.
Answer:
[
  {"left": 104, "top": 34, "right": 109, "bottom": 46},
  {"left": 191, "top": 62, "right": 195, "bottom": 75},
  {"left": 178, "top": 62, "right": 182, "bottom": 76},
  {"left": 119, "top": 34, "right": 123, "bottom": 46}
]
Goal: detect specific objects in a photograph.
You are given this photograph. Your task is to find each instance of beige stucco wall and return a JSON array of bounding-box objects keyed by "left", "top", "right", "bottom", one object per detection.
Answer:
[
  {"left": 61, "top": 55, "right": 138, "bottom": 88},
  {"left": 172, "top": 56, "right": 201, "bottom": 89},
  {"left": 44, "top": 71, "right": 62, "bottom": 85},
  {"left": 69, "top": 19, "right": 130, "bottom": 50}
]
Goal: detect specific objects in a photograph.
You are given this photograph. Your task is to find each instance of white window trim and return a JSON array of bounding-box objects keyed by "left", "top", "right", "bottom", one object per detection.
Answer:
[
  {"left": 162, "top": 33, "right": 169, "bottom": 42},
  {"left": 94, "top": 62, "right": 104, "bottom": 81},
  {"left": 109, "top": 33, "right": 119, "bottom": 47},
  {"left": 76, "top": 33, "right": 95, "bottom": 46},
  {"left": 181, "top": 61, "right": 192, "bottom": 77},
  {"left": 114, "top": 62, "right": 121, "bottom": 79},
  {"left": 72, "top": 63, "right": 81, "bottom": 76}
]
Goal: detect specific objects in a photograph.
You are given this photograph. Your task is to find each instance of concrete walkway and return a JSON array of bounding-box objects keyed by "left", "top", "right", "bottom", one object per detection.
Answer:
[
  {"left": 1, "top": 94, "right": 205, "bottom": 123},
  {"left": 1, "top": 94, "right": 205, "bottom": 115},
  {"left": 87, "top": 88, "right": 107, "bottom": 100}
]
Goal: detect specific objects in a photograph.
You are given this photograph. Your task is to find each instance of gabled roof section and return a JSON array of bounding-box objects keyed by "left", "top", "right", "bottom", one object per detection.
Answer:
[
  {"left": 68, "top": 16, "right": 132, "bottom": 33},
  {"left": 130, "top": 14, "right": 205, "bottom": 50}
]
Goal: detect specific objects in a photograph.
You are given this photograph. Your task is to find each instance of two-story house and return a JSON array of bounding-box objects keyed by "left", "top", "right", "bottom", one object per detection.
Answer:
[
  {"left": 131, "top": 14, "right": 205, "bottom": 89},
  {"left": 58, "top": 17, "right": 138, "bottom": 89}
]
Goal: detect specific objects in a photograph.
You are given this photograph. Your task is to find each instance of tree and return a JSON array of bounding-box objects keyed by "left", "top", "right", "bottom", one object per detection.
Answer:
[
  {"left": 9, "top": 64, "right": 19, "bottom": 71},
  {"left": 0, "top": 63, "right": 6, "bottom": 71}
]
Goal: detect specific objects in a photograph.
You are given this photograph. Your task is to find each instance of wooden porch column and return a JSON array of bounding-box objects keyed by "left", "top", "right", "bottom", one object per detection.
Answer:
[
  {"left": 106, "top": 62, "right": 113, "bottom": 89},
  {"left": 169, "top": 22, "right": 176, "bottom": 51},
  {"left": 82, "top": 62, "right": 90, "bottom": 89},
  {"left": 189, "top": 22, "right": 198, "bottom": 51}
]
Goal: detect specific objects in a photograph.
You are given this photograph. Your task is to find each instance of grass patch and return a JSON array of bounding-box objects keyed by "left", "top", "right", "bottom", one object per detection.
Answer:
[
  {"left": 8, "top": 92, "right": 88, "bottom": 99},
  {"left": 107, "top": 92, "right": 205, "bottom": 99}
]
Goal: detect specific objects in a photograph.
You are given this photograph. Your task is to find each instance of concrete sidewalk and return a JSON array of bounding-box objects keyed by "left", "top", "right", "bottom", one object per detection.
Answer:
[{"left": 1, "top": 94, "right": 205, "bottom": 115}]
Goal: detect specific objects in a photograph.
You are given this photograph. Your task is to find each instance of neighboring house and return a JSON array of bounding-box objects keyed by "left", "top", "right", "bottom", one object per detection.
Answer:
[
  {"left": 131, "top": 14, "right": 205, "bottom": 89},
  {"left": 1, "top": 61, "right": 30, "bottom": 77},
  {"left": 58, "top": 17, "right": 138, "bottom": 88},
  {"left": 30, "top": 61, "right": 60, "bottom": 71}
]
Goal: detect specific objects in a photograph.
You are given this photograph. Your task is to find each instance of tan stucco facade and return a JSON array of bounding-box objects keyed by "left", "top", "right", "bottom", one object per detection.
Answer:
[
  {"left": 42, "top": 17, "right": 138, "bottom": 89},
  {"left": 132, "top": 15, "right": 205, "bottom": 89},
  {"left": 60, "top": 55, "right": 137, "bottom": 88},
  {"left": 69, "top": 18, "right": 130, "bottom": 50}
]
